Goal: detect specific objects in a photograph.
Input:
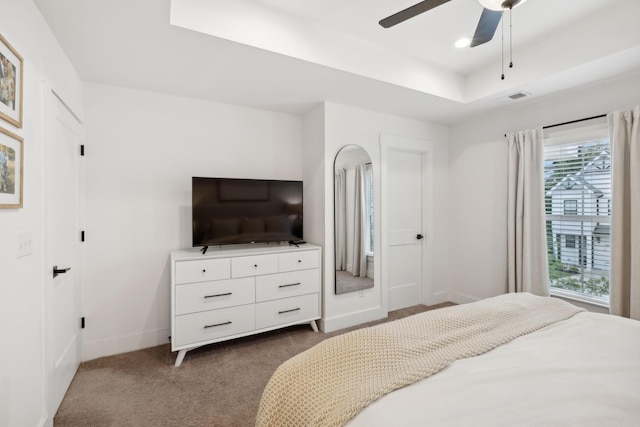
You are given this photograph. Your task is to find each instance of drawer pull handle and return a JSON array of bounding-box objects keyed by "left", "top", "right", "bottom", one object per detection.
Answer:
[
  {"left": 279, "top": 282, "right": 301, "bottom": 288},
  {"left": 204, "top": 292, "right": 232, "bottom": 298},
  {"left": 279, "top": 307, "right": 301, "bottom": 314},
  {"left": 204, "top": 321, "right": 232, "bottom": 329},
  {"left": 298, "top": 260, "right": 302, "bottom": 263},
  {"left": 254, "top": 264, "right": 258, "bottom": 268},
  {"left": 202, "top": 269, "right": 206, "bottom": 273}
]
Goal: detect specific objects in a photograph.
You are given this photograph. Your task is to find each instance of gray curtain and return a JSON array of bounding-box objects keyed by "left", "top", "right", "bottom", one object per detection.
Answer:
[
  {"left": 507, "top": 129, "right": 550, "bottom": 296},
  {"left": 335, "top": 168, "right": 347, "bottom": 271},
  {"left": 351, "top": 164, "right": 367, "bottom": 277},
  {"left": 609, "top": 105, "right": 640, "bottom": 320}
]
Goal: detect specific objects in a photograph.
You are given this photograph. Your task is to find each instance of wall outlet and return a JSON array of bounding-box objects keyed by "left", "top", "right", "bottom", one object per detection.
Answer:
[
  {"left": 17, "top": 230, "right": 33, "bottom": 258},
  {"left": 359, "top": 289, "right": 365, "bottom": 298}
]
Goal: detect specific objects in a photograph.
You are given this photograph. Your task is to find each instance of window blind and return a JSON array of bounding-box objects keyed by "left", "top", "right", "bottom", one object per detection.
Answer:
[{"left": 543, "top": 116, "right": 610, "bottom": 300}]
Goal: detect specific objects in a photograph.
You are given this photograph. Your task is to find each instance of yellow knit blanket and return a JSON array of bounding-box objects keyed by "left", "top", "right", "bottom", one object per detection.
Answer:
[{"left": 255, "top": 293, "right": 583, "bottom": 427}]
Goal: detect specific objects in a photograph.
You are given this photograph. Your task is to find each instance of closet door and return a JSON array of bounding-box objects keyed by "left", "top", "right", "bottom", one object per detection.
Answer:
[
  {"left": 386, "top": 149, "right": 424, "bottom": 311},
  {"left": 45, "top": 90, "right": 84, "bottom": 416}
]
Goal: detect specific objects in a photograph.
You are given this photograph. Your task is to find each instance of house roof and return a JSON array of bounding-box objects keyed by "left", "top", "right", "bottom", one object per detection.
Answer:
[
  {"left": 546, "top": 175, "right": 604, "bottom": 198},
  {"left": 581, "top": 151, "right": 611, "bottom": 174},
  {"left": 594, "top": 223, "right": 611, "bottom": 236},
  {"left": 546, "top": 150, "right": 610, "bottom": 197}
]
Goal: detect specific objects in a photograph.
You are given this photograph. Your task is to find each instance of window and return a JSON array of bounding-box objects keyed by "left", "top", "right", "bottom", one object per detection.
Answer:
[
  {"left": 364, "top": 163, "right": 374, "bottom": 255},
  {"left": 543, "top": 117, "right": 611, "bottom": 303},
  {"left": 563, "top": 200, "right": 577, "bottom": 215}
]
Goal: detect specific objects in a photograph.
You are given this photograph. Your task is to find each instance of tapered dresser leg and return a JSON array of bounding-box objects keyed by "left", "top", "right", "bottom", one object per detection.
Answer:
[{"left": 175, "top": 349, "right": 188, "bottom": 367}]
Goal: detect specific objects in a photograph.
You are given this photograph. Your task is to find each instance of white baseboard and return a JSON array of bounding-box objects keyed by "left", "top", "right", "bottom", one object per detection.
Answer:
[
  {"left": 427, "top": 290, "right": 451, "bottom": 305},
  {"left": 38, "top": 414, "right": 49, "bottom": 427},
  {"left": 83, "top": 328, "right": 171, "bottom": 361},
  {"left": 319, "top": 306, "right": 387, "bottom": 333},
  {"left": 446, "top": 290, "right": 482, "bottom": 305}
]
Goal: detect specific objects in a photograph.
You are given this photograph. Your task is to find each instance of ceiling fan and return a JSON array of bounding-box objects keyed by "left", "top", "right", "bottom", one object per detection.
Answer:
[{"left": 379, "top": 0, "right": 527, "bottom": 48}]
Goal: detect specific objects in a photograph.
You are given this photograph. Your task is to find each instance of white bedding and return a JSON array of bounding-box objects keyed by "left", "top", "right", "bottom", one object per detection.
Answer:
[{"left": 348, "top": 311, "right": 640, "bottom": 426}]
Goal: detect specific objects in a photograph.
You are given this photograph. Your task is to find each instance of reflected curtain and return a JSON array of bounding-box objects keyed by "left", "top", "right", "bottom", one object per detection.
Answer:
[
  {"left": 351, "top": 164, "right": 367, "bottom": 277},
  {"left": 609, "top": 106, "right": 640, "bottom": 320},
  {"left": 507, "top": 128, "right": 550, "bottom": 296},
  {"left": 335, "top": 168, "right": 347, "bottom": 271}
]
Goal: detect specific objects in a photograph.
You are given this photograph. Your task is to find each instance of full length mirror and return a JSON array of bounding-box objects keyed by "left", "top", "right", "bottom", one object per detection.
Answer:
[{"left": 334, "top": 145, "right": 374, "bottom": 295}]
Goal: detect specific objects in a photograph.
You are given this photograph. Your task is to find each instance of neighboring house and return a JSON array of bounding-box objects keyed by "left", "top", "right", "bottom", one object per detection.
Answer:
[{"left": 546, "top": 151, "right": 611, "bottom": 271}]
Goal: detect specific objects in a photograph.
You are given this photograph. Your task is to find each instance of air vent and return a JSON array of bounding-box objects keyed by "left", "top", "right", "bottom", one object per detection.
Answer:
[{"left": 508, "top": 91, "right": 530, "bottom": 100}]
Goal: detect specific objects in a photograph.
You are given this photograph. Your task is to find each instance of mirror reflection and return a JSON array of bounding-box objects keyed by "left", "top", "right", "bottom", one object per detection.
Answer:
[{"left": 334, "top": 145, "right": 374, "bottom": 295}]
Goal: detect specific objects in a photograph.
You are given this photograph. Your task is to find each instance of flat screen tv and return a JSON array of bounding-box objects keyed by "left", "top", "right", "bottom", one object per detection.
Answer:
[{"left": 192, "top": 177, "right": 303, "bottom": 247}]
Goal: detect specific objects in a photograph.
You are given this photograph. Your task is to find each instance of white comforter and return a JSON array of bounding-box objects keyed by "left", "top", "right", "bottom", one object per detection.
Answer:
[{"left": 348, "top": 311, "right": 640, "bottom": 426}]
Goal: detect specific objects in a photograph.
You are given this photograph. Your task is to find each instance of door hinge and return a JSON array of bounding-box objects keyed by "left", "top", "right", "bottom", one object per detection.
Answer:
[
  {"left": 80, "top": 145, "right": 85, "bottom": 156},
  {"left": 81, "top": 317, "right": 85, "bottom": 329},
  {"left": 81, "top": 230, "right": 85, "bottom": 242}
]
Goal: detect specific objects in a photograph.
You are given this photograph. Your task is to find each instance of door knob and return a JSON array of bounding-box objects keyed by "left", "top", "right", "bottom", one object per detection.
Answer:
[
  {"left": 53, "top": 266, "right": 71, "bottom": 278},
  {"left": 416, "top": 234, "right": 424, "bottom": 240}
]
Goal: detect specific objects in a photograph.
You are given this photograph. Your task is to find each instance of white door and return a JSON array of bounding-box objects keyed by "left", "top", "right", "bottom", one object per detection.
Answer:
[
  {"left": 387, "top": 149, "right": 423, "bottom": 311},
  {"left": 45, "top": 91, "right": 83, "bottom": 416}
]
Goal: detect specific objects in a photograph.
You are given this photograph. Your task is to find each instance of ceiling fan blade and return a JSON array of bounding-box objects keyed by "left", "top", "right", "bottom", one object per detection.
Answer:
[
  {"left": 470, "top": 8, "right": 503, "bottom": 47},
  {"left": 379, "top": 0, "right": 451, "bottom": 28}
]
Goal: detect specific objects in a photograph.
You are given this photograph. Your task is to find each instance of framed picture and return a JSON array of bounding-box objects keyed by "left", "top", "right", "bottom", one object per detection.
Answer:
[
  {"left": 0, "top": 126, "right": 23, "bottom": 208},
  {"left": 0, "top": 33, "right": 23, "bottom": 128}
]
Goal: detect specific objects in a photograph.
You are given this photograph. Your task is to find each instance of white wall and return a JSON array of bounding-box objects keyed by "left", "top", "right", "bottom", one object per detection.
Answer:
[
  {"left": 318, "top": 102, "right": 450, "bottom": 332},
  {"left": 0, "top": 1, "right": 83, "bottom": 426},
  {"left": 448, "top": 72, "right": 640, "bottom": 304},
  {"left": 82, "top": 82, "right": 303, "bottom": 360},
  {"left": 301, "top": 103, "right": 325, "bottom": 249}
]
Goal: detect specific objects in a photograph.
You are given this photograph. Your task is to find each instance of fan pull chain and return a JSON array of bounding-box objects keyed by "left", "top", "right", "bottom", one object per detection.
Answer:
[
  {"left": 501, "top": 10, "right": 505, "bottom": 80},
  {"left": 501, "top": 7, "right": 515, "bottom": 80},
  {"left": 509, "top": 7, "right": 513, "bottom": 69}
]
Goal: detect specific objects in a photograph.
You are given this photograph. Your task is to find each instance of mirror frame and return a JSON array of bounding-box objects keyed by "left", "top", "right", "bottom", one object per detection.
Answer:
[{"left": 333, "top": 144, "right": 374, "bottom": 295}]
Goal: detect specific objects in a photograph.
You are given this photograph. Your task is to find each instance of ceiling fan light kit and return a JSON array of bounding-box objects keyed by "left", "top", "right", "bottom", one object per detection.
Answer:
[
  {"left": 478, "top": 0, "right": 526, "bottom": 11},
  {"left": 454, "top": 37, "right": 471, "bottom": 48}
]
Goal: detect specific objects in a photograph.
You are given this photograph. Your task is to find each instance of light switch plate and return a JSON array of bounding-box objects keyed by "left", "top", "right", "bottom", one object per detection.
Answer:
[{"left": 17, "top": 230, "right": 33, "bottom": 258}]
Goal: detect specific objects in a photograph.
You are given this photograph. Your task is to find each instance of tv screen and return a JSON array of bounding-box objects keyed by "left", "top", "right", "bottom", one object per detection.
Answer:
[{"left": 192, "top": 177, "right": 303, "bottom": 247}]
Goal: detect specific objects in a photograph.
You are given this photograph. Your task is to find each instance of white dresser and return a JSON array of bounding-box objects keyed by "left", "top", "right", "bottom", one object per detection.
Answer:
[{"left": 170, "top": 244, "right": 321, "bottom": 366}]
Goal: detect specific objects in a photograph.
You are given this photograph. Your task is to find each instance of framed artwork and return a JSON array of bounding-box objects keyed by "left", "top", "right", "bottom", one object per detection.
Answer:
[
  {"left": 0, "top": 126, "right": 23, "bottom": 208},
  {"left": 0, "top": 33, "right": 23, "bottom": 128}
]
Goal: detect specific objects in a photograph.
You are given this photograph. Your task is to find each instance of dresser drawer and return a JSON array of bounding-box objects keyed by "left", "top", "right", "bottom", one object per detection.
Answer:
[
  {"left": 255, "top": 269, "right": 320, "bottom": 302},
  {"left": 278, "top": 250, "right": 319, "bottom": 272},
  {"left": 255, "top": 293, "right": 319, "bottom": 330},
  {"left": 175, "top": 258, "right": 230, "bottom": 284},
  {"left": 231, "top": 254, "right": 278, "bottom": 278},
  {"left": 174, "top": 304, "right": 255, "bottom": 347},
  {"left": 175, "top": 277, "right": 255, "bottom": 315}
]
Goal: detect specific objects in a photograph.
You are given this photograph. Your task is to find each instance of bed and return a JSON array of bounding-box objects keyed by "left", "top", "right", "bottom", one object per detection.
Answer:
[{"left": 256, "top": 293, "right": 640, "bottom": 426}]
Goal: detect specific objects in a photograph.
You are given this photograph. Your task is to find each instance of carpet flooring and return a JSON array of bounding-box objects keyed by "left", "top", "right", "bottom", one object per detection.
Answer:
[
  {"left": 54, "top": 302, "right": 454, "bottom": 427},
  {"left": 335, "top": 270, "right": 374, "bottom": 294}
]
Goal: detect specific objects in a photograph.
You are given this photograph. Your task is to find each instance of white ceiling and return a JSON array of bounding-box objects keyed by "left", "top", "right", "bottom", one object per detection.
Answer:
[
  {"left": 34, "top": 0, "right": 640, "bottom": 125},
  {"left": 252, "top": 0, "right": 608, "bottom": 75}
]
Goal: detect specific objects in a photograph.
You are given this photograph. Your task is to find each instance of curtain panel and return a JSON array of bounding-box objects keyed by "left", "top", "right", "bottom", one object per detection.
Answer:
[
  {"left": 334, "top": 168, "right": 347, "bottom": 271},
  {"left": 507, "top": 128, "right": 550, "bottom": 296},
  {"left": 609, "top": 106, "right": 640, "bottom": 320},
  {"left": 351, "top": 164, "right": 368, "bottom": 277}
]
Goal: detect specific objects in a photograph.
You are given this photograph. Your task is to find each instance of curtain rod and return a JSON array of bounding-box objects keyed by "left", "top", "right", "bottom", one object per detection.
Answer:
[
  {"left": 504, "top": 113, "right": 607, "bottom": 137},
  {"left": 542, "top": 114, "right": 606, "bottom": 130}
]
